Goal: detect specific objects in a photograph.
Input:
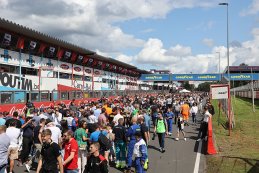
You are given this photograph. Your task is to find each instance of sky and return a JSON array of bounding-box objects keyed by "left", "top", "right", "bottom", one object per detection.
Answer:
[{"left": 1, "top": 0, "right": 259, "bottom": 74}]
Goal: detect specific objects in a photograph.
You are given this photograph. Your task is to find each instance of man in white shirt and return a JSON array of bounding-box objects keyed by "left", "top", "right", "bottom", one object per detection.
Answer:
[
  {"left": 197, "top": 106, "right": 211, "bottom": 142},
  {"left": 113, "top": 109, "right": 124, "bottom": 126},
  {"left": 46, "top": 121, "right": 62, "bottom": 145},
  {"left": 88, "top": 110, "right": 98, "bottom": 124},
  {"left": 6, "top": 121, "right": 21, "bottom": 173}
]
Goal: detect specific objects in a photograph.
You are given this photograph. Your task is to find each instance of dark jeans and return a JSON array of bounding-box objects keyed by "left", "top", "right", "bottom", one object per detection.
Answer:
[
  {"left": 157, "top": 133, "right": 165, "bottom": 148},
  {"left": 201, "top": 122, "right": 208, "bottom": 139},
  {"left": 192, "top": 113, "right": 197, "bottom": 123},
  {"left": 20, "top": 136, "right": 33, "bottom": 163}
]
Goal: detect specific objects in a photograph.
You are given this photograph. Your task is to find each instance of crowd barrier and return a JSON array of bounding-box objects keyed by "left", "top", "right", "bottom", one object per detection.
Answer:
[{"left": 0, "top": 89, "right": 158, "bottom": 115}]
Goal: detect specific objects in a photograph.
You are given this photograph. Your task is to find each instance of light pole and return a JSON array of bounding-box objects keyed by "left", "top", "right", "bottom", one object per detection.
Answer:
[
  {"left": 219, "top": 2, "right": 230, "bottom": 82},
  {"left": 216, "top": 52, "right": 221, "bottom": 74},
  {"left": 219, "top": 2, "right": 231, "bottom": 135}
]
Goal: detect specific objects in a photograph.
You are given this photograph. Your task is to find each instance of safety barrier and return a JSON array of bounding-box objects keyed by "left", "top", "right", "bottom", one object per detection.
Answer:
[
  {"left": 207, "top": 117, "right": 217, "bottom": 155},
  {"left": 0, "top": 89, "right": 159, "bottom": 114}
]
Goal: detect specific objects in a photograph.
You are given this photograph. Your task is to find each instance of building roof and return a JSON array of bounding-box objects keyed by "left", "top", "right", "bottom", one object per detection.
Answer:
[
  {"left": 223, "top": 65, "right": 259, "bottom": 73},
  {"left": 0, "top": 18, "right": 150, "bottom": 75}
]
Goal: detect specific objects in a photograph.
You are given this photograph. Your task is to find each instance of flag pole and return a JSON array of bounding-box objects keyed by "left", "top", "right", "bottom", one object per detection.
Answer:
[{"left": 19, "top": 49, "right": 22, "bottom": 83}]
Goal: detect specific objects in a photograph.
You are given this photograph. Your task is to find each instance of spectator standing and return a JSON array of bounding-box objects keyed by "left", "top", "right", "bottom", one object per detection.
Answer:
[
  {"left": 126, "top": 117, "right": 141, "bottom": 171},
  {"left": 190, "top": 102, "right": 198, "bottom": 124},
  {"left": 197, "top": 106, "right": 212, "bottom": 142},
  {"left": 25, "top": 118, "right": 46, "bottom": 172},
  {"left": 0, "top": 125, "right": 10, "bottom": 173},
  {"left": 6, "top": 121, "right": 21, "bottom": 173},
  {"left": 84, "top": 142, "right": 109, "bottom": 173},
  {"left": 19, "top": 117, "right": 34, "bottom": 165},
  {"left": 112, "top": 118, "right": 127, "bottom": 169},
  {"left": 5, "top": 111, "right": 22, "bottom": 128},
  {"left": 63, "top": 130, "right": 79, "bottom": 173},
  {"left": 74, "top": 120, "right": 88, "bottom": 173},
  {"left": 46, "top": 120, "right": 62, "bottom": 145},
  {"left": 36, "top": 129, "right": 63, "bottom": 173}
]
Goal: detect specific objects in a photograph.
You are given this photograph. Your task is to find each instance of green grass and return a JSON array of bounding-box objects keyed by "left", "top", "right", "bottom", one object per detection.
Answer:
[{"left": 206, "top": 97, "right": 259, "bottom": 173}]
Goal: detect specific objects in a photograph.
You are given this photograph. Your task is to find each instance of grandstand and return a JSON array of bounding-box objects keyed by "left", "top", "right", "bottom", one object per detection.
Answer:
[{"left": 0, "top": 18, "right": 153, "bottom": 113}]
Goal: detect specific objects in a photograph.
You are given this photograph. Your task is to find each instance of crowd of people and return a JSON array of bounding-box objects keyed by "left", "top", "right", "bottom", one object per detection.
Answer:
[{"left": 0, "top": 92, "right": 215, "bottom": 173}]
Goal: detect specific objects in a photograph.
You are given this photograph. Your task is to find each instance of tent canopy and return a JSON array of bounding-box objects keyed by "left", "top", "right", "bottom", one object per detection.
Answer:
[{"left": 179, "top": 89, "right": 191, "bottom": 93}]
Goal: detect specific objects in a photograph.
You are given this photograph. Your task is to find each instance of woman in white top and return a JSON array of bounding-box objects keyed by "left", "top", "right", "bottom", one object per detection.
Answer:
[{"left": 190, "top": 102, "right": 198, "bottom": 124}]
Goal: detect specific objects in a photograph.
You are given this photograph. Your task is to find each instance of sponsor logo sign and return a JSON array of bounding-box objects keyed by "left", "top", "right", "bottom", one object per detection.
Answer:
[{"left": 60, "top": 64, "right": 69, "bottom": 70}]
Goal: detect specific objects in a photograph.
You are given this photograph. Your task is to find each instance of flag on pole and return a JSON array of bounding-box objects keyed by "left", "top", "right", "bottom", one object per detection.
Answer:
[
  {"left": 38, "top": 43, "right": 47, "bottom": 54},
  {"left": 71, "top": 52, "right": 77, "bottom": 62},
  {"left": 17, "top": 37, "right": 24, "bottom": 49},
  {"left": 57, "top": 48, "right": 64, "bottom": 60}
]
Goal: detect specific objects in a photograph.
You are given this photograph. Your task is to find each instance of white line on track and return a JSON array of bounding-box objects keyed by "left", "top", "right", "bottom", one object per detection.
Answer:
[{"left": 193, "top": 133, "right": 202, "bottom": 173}]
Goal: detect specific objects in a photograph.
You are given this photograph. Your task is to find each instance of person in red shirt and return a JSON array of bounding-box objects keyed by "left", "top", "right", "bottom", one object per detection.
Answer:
[{"left": 63, "top": 130, "right": 79, "bottom": 173}]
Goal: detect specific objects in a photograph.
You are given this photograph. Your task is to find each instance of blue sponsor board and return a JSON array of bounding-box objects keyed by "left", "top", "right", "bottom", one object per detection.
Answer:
[
  {"left": 140, "top": 74, "right": 170, "bottom": 81},
  {"left": 140, "top": 73, "right": 259, "bottom": 81},
  {"left": 223, "top": 73, "right": 259, "bottom": 81},
  {"left": 172, "top": 74, "right": 221, "bottom": 81}
]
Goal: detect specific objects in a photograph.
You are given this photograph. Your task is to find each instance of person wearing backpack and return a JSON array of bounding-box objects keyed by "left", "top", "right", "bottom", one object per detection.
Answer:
[
  {"left": 125, "top": 116, "right": 141, "bottom": 173},
  {"left": 154, "top": 113, "right": 168, "bottom": 153}
]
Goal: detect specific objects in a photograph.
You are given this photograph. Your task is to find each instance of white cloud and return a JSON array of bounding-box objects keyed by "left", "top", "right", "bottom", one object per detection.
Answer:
[
  {"left": 112, "top": 26, "right": 259, "bottom": 74},
  {"left": 116, "top": 54, "right": 134, "bottom": 65},
  {"left": 202, "top": 38, "right": 214, "bottom": 47},
  {"left": 241, "top": 0, "right": 259, "bottom": 16}
]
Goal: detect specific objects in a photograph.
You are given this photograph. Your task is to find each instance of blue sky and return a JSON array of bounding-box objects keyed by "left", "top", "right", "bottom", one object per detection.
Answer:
[
  {"left": 117, "top": 0, "right": 256, "bottom": 55},
  {"left": 1, "top": 0, "right": 259, "bottom": 73}
]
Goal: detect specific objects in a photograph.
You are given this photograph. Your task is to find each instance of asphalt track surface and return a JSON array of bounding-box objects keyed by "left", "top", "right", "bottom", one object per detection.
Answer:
[{"left": 13, "top": 114, "right": 207, "bottom": 173}]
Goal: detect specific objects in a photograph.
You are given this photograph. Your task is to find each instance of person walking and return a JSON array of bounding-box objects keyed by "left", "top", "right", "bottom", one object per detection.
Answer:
[
  {"left": 25, "top": 118, "right": 46, "bottom": 172},
  {"left": 36, "top": 129, "right": 63, "bottom": 173},
  {"left": 63, "top": 130, "right": 79, "bottom": 173},
  {"left": 175, "top": 114, "right": 186, "bottom": 141},
  {"left": 181, "top": 101, "right": 190, "bottom": 126},
  {"left": 164, "top": 108, "right": 174, "bottom": 136},
  {"left": 190, "top": 102, "right": 198, "bottom": 124},
  {"left": 154, "top": 113, "right": 168, "bottom": 153},
  {"left": 112, "top": 118, "right": 127, "bottom": 169}
]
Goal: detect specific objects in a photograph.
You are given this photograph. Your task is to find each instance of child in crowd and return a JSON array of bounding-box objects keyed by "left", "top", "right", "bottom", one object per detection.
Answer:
[
  {"left": 175, "top": 114, "right": 186, "bottom": 141},
  {"left": 133, "top": 132, "right": 148, "bottom": 173}
]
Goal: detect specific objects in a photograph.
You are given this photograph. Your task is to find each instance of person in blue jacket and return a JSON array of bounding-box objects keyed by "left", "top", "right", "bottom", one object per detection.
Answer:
[
  {"left": 165, "top": 108, "right": 175, "bottom": 136},
  {"left": 125, "top": 116, "right": 140, "bottom": 172}
]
